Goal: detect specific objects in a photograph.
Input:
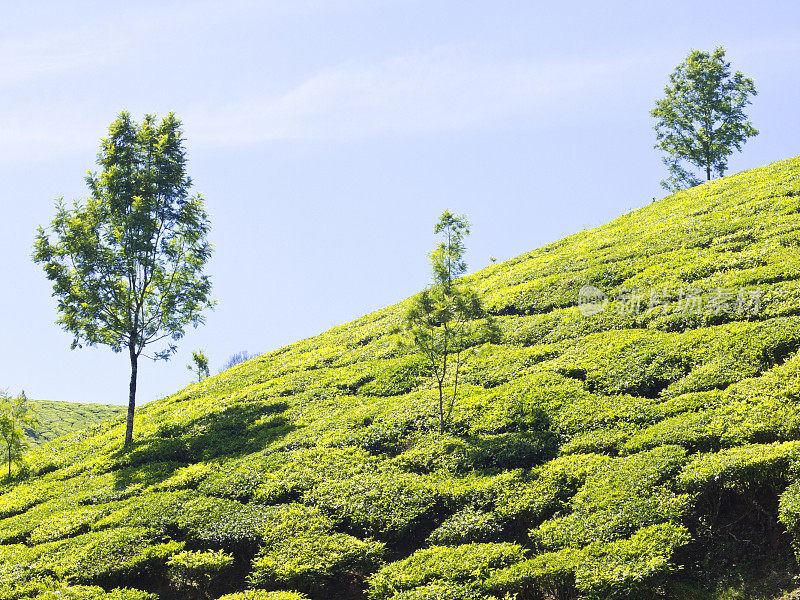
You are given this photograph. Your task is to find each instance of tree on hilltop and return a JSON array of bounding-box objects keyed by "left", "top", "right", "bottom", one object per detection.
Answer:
[
  {"left": 652, "top": 46, "right": 758, "bottom": 191},
  {"left": 33, "top": 111, "right": 214, "bottom": 447},
  {"left": 188, "top": 350, "right": 211, "bottom": 382}
]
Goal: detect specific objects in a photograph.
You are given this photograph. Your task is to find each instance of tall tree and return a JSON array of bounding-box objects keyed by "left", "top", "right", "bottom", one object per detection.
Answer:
[
  {"left": 33, "top": 111, "right": 214, "bottom": 447},
  {"left": 0, "top": 392, "right": 36, "bottom": 479},
  {"left": 652, "top": 46, "right": 758, "bottom": 191},
  {"left": 403, "top": 211, "right": 498, "bottom": 434}
]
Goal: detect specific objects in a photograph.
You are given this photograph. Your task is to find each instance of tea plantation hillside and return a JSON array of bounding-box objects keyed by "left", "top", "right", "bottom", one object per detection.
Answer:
[
  {"left": 4, "top": 157, "right": 800, "bottom": 600},
  {"left": 25, "top": 400, "right": 126, "bottom": 447}
]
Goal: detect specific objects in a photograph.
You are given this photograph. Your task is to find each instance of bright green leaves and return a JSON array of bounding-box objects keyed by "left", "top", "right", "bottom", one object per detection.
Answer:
[{"left": 167, "top": 549, "right": 234, "bottom": 596}]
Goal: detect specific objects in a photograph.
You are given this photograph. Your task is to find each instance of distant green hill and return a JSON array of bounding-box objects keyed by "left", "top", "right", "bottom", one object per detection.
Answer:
[
  {"left": 24, "top": 400, "right": 125, "bottom": 447},
  {"left": 2, "top": 158, "right": 800, "bottom": 600}
]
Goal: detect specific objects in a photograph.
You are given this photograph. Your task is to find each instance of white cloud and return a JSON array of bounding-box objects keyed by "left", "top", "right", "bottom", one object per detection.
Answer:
[
  {"left": 185, "top": 46, "right": 654, "bottom": 146},
  {"left": 0, "top": 0, "right": 404, "bottom": 86},
  {"left": 0, "top": 45, "right": 660, "bottom": 162}
]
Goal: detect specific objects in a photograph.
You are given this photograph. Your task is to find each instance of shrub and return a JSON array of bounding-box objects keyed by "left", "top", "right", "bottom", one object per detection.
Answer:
[
  {"left": 167, "top": 550, "right": 234, "bottom": 596},
  {"left": 94, "top": 491, "right": 275, "bottom": 550},
  {"left": 779, "top": 480, "right": 800, "bottom": 558},
  {"left": 37, "top": 586, "right": 159, "bottom": 600},
  {"left": 480, "top": 547, "right": 583, "bottom": 598},
  {"left": 574, "top": 522, "right": 690, "bottom": 599},
  {"left": 248, "top": 504, "right": 383, "bottom": 592},
  {"left": 4, "top": 158, "right": 800, "bottom": 599},
  {"left": 494, "top": 453, "right": 611, "bottom": 526},
  {"left": 559, "top": 426, "right": 634, "bottom": 455},
  {"left": 678, "top": 441, "right": 800, "bottom": 493},
  {"left": 154, "top": 463, "right": 214, "bottom": 492},
  {"left": 468, "top": 431, "right": 558, "bottom": 471},
  {"left": 218, "top": 593, "right": 308, "bottom": 600},
  {"left": 368, "top": 543, "right": 526, "bottom": 600},
  {"left": 427, "top": 507, "right": 504, "bottom": 545},
  {"left": 460, "top": 343, "right": 559, "bottom": 389},
  {"left": 623, "top": 410, "right": 720, "bottom": 454},
  {"left": 393, "top": 436, "right": 472, "bottom": 474},
  {"left": 482, "top": 523, "right": 689, "bottom": 600},
  {"left": 532, "top": 446, "right": 689, "bottom": 549},
  {"left": 359, "top": 356, "right": 428, "bottom": 397},
  {"left": 31, "top": 527, "right": 183, "bottom": 586},
  {"left": 253, "top": 446, "right": 380, "bottom": 504},
  {"left": 29, "top": 502, "right": 118, "bottom": 544},
  {"left": 387, "top": 582, "right": 489, "bottom": 600},
  {"left": 306, "top": 469, "right": 446, "bottom": 539}
]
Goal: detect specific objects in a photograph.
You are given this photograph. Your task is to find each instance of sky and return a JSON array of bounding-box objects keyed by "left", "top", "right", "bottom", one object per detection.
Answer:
[{"left": 1, "top": 0, "right": 799, "bottom": 406}]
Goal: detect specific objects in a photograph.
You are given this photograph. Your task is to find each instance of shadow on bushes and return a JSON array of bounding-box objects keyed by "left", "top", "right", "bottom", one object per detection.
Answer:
[{"left": 112, "top": 400, "right": 293, "bottom": 490}]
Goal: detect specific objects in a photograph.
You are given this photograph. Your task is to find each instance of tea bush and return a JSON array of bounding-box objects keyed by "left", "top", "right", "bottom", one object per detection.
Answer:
[
  {"left": 167, "top": 549, "right": 234, "bottom": 595},
  {"left": 2, "top": 158, "right": 800, "bottom": 599},
  {"left": 367, "top": 543, "right": 526, "bottom": 599},
  {"left": 248, "top": 504, "right": 383, "bottom": 592},
  {"left": 218, "top": 593, "right": 308, "bottom": 600},
  {"left": 427, "top": 506, "right": 504, "bottom": 545}
]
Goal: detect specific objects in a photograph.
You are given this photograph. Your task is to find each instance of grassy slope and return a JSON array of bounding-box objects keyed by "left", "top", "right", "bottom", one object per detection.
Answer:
[
  {"left": 3, "top": 157, "right": 800, "bottom": 600},
  {"left": 25, "top": 400, "right": 126, "bottom": 447}
]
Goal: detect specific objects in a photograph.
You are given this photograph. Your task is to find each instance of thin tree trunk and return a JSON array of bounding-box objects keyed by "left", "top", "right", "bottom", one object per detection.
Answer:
[
  {"left": 706, "top": 163, "right": 711, "bottom": 181},
  {"left": 437, "top": 379, "right": 445, "bottom": 435},
  {"left": 124, "top": 346, "right": 138, "bottom": 447}
]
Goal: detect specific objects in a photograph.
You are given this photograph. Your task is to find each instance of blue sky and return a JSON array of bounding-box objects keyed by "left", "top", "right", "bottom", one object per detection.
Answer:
[{"left": 1, "top": 0, "right": 799, "bottom": 405}]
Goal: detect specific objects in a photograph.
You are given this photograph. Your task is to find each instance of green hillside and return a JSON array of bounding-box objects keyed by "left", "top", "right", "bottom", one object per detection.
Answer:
[
  {"left": 25, "top": 400, "right": 126, "bottom": 447},
  {"left": 3, "top": 157, "right": 800, "bottom": 600}
]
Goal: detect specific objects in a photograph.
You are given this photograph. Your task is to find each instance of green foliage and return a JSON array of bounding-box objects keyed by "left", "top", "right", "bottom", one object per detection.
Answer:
[
  {"left": 0, "top": 393, "right": 37, "bottom": 479},
  {"left": 679, "top": 442, "right": 800, "bottom": 493},
  {"left": 574, "top": 523, "right": 690, "bottom": 599},
  {"left": 37, "top": 585, "right": 158, "bottom": 600},
  {"left": 29, "top": 526, "right": 183, "bottom": 585},
  {"left": 33, "top": 111, "right": 214, "bottom": 446},
  {"left": 167, "top": 549, "right": 234, "bottom": 596},
  {"left": 386, "top": 582, "right": 490, "bottom": 600},
  {"left": 494, "top": 453, "right": 611, "bottom": 526},
  {"left": 779, "top": 480, "right": 800, "bottom": 559},
  {"left": 249, "top": 504, "right": 384, "bottom": 592},
  {"left": 218, "top": 593, "right": 308, "bottom": 600},
  {"left": 403, "top": 211, "right": 498, "bottom": 434},
  {"left": 368, "top": 543, "right": 526, "bottom": 600},
  {"left": 2, "top": 158, "right": 800, "bottom": 599},
  {"left": 306, "top": 469, "right": 447, "bottom": 539},
  {"left": 188, "top": 350, "right": 211, "bottom": 382},
  {"left": 652, "top": 46, "right": 758, "bottom": 190},
  {"left": 427, "top": 506, "right": 504, "bottom": 545},
  {"left": 532, "top": 446, "right": 690, "bottom": 549},
  {"left": 484, "top": 523, "right": 689, "bottom": 600},
  {"left": 24, "top": 400, "right": 125, "bottom": 447}
]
